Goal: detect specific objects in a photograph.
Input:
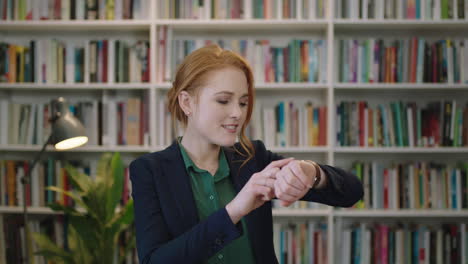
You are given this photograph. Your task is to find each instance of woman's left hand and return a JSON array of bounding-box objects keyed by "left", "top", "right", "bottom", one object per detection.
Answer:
[{"left": 274, "top": 160, "right": 318, "bottom": 207}]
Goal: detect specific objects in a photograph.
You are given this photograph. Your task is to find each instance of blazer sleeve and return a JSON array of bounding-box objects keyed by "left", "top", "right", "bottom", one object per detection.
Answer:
[
  {"left": 130, "top": 157, "right": 243, "bottom": 264},
  {"left": 255, "top": 140, "right": 363, "bottom": 208}
]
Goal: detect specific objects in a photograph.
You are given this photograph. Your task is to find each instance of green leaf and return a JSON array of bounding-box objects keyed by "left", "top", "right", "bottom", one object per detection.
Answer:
[
  {"left": 46, "top": 186, "right": 89, "bottom": 212},
  {"left": 32, "top": 232, "right": 74, "bottom": 264},
  {"left": 67, "top": 224, "right": 95, "bottom": 264},
  {"left": 34, "top": 152, "right": 136, "bottom": 264},
  {"left": 64, "top": 163, "right": 92, "bottom": 193},
  {"left": 48, "top": 202, "right": 79, "bottom": 215},
  {"left": 96, "top": 152, "right": 113, "bottom": 184},
  {"left": 108, "top": 200, "right": 134, "bottom": 235},
  {"left": 107, "top": 152, "right": 124, "bottom": 221},
  {"left": 47, "top": 202, "right": 78, "bottom": 213},
  {"left": 68, "top": 214, "right": 101, "bottom": 254},
  {"left": 82, "top": 182, "right": 108, "bottom": 224}
]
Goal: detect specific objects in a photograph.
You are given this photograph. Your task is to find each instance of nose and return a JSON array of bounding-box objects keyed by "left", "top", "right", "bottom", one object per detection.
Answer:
[{"left": 230, "top": 103, "right": 242, "bottom": 119}]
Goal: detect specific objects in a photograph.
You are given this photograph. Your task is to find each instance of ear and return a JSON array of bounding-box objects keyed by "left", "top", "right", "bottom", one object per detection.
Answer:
[{"left": 178, "top": 90, "right": 194, "bottom": 116}]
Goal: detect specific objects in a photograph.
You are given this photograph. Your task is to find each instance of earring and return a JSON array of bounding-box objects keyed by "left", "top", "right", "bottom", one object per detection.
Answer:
[{"left": 186, "top": 111, "right": 191, "bottom": 116}]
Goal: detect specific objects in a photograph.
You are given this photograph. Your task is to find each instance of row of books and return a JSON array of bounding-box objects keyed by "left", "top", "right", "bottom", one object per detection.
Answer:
[
  {"left": 157, "top": 98, "right": 182, "bottom": 146},
  {"left": 158, "top": 26, "right": 328, "bottom": 83},
  {"left": 340, "top": 223, "right": 468, "bottom": 264},
  {"left": 0, "top": 158, "right": 132, "bottom": 207},
  {"left": 159, "top": 0, "right": 244, "bottom": 19},
  {"left": 336, "top": 100, "right": 468, "bottom": 147},
  {"left": 338, "top": 38, "right": 468, "bottom": 84},
  {"left": 0, "top": 158, "right": 84, "bottom": 207},
  {"left": 273, "top": 221, "right": 328, "bottom": 264},
  {"left": 252, "top": 0, "right": 326, "bottom": 19},
  {"left": 336, "top": 0, "right": 468, "bottom": 20},
  {"left": 0, "top": 95, "right": 150, "bottom": 146},
  {"left": 0, "top": 39, "right": 150, "bottom": 84},
  {"left": 249, "top": 100, "right": 328, "bottom": 148},
  {"left": 10, "top": 36, "right": 468, "bottom": 85},
  {"left": 157, "top": 98, "right": 328, "bottom": 147},
  {"left": 0, "top": 0, "right": 148, "bottom": 21},
  {"left": 4, "top": 159, "right": 81, "bottom": 207},
  {"left": 1, "top": 215, "right": 67, "bottom": 264},
  {"left": 0, "top": 215, "right": 138, "bottom": 264},
  {"left": 350, "top": 161, "right": 468, "bottom": 210},
  {"left": 4, "top": 157, "right": 465, "bottom": 211},
  {"left": 5, "top": 97, "right": 468, "bottom": 149}
]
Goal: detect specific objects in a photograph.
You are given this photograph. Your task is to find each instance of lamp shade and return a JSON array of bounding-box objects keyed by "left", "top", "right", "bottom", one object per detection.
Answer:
[{"left": 50, "top": 97, "right": 88, "bottom": 150}]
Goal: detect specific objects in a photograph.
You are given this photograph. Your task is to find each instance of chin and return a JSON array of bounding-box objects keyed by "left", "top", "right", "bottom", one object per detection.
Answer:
[{"left": 217, "top": 135, "right": 238, "bottom": 147}]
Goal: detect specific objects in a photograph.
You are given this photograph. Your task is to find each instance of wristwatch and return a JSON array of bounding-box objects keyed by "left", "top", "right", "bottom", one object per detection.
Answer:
[{"left": 303, "top": 160, "right": 322, "bottom": 189}]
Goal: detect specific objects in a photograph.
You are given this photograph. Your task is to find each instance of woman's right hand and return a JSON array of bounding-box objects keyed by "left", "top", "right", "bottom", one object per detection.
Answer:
[{"left": 225, "top": 158, "right": 294, "bottom": 224}]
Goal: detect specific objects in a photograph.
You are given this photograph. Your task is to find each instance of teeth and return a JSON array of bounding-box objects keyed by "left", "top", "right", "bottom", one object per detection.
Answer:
[{"left": 223, "top": 125, "right": 236, "bottom": 130}]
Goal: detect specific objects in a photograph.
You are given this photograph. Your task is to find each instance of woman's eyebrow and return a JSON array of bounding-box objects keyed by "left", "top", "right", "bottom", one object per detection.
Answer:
[{"left": 214, "top": 91, "right": 249, "bottom": 98}]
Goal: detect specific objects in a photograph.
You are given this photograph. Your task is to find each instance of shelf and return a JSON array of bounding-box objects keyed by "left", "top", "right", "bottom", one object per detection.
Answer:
[
  {"left": 156, "top": 82, "right": 328, "bottom": 90},
  {"left": 0, "top": 83, "right": 152, "bottom": 90},
  {"left": 272, "top": 208, "right": 330, "bottom": 217},
  {"left": 0, "top": 20, "right": 151, "bottom": 31},
  {"left": 156, "top": 146, "right": 328, "bottom": 154},
  {"left": 269, "top": 146, "right": 329, "bottom": 153},
  {"left": 3, "top": 19, "right": 467, "bottom": 32},
  {"left": 334, "top": 19, "right": 468, "bottom": 31},
  {"left": 7, "top": 146, "right": 467, "bottom": 154},
  {"left": 0, "top": 145, "right": 152, "bottom": 153},
  {"left": 4, "top": 83, "right": 467, "bottom": 91},
  {"left": 5, "top": 207, "right": 467, "bottom": 218},
  {"left": 3, "top": 145, "right": 467, "bottom": 154},
  {"left": 334, "top": 147, "right": 468, "bottom": 153},
  {"left": 255, "top": 83, "right": 328, "bottom": 90},
  {"left": 335, "top": 209, "right": 468, "bottom": 218},
  {"left": 156, "top": 19, "right": 328, "bottom": 32},
  {"left": 335, "top": 83, "right": 468, "bottom": 90},
  {"left": 155, "top": 83, "right": 172, "bottom": 89},
  {"left": 0, "top": 206, "right": 57, "bottom": 214}
]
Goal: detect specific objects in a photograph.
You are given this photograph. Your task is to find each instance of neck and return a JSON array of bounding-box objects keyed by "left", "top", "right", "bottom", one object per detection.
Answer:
[{"left": 180, "top": 129, "right": 220, "bottom": 168}]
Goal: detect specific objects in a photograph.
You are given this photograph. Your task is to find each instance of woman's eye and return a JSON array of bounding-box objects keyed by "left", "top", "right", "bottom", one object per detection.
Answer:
[
  {"left": 217, "top": 100, "right": 228, "bottom": 105},
  {"left": 240, "top": 102, "right": 248, "bottom": 107}
]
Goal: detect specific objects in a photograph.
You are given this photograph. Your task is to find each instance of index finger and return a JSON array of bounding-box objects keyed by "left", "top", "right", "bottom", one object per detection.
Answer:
[{"left": 264, "top": 158, "right": 294, "bottom": 170}]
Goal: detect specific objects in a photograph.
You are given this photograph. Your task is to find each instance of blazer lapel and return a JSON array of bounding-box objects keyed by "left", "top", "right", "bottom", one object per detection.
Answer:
[
  {"left": 161, "top": 141, "right": 199, "bottom": 231},
  {"left": 161, "top": 143, "right": 260, "bottom": 240},
  {"left": 223, "top": 146, "right": 256, "bottom": 192},
  {"left": 223, "top": 146, "right": 264, "bottom": 262}
]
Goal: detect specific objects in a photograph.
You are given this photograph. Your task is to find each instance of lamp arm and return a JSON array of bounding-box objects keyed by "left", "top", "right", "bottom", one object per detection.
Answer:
[
  {"left": 21, "top": 133, "right": 53, "bottom": 186},
  {"left": 21, "top": 133, "right": 53, "bottom": 264}
]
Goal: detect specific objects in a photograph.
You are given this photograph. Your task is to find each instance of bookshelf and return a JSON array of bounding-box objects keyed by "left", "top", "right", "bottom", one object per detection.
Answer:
[{"left": 1, "top": 0, "right": 468, "bottom": 263}]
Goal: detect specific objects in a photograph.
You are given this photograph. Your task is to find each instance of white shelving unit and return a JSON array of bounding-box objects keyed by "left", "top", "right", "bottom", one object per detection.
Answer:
[
  {"left": 1, "top": 0, "right": 468, "bottom": 263},
  {"left": 334, "top": 146, "right": 468, "bottom": 153},
  {"left": 334, "top": 209, "right": 468, "bottom": 218}
]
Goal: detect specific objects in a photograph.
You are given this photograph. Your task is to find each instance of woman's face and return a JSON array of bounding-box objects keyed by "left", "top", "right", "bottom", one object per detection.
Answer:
[{"left": 188, "top": 66, "right": 249, "bottom": 147}]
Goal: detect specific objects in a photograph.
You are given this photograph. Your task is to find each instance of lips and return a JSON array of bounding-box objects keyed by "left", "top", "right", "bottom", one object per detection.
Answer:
[{"left": 222, "top": 124, "right": 238, "bottom": 133}]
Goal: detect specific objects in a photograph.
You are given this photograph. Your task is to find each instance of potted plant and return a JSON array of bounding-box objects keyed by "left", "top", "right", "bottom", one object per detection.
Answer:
[{"left": 32, "top": 152, "right": 135, "bottom": 264}]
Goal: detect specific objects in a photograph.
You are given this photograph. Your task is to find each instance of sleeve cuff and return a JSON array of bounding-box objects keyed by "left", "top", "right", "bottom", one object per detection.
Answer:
[{"left": 205, "top": 208, "right": 243, "bottom": 255}]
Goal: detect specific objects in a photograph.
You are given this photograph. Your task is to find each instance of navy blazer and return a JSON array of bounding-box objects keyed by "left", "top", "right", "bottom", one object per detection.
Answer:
[{"left": 129, "top": 140, "right": 363, "bottom": 264}]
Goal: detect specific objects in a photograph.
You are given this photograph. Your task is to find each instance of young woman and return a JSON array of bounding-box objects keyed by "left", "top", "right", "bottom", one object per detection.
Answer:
[{"left": 130, "top": 44, "right": 363, "bottom": 264}]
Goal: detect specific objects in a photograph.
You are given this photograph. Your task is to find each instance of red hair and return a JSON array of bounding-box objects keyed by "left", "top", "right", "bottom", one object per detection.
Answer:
[{"left": 166, "top": 44, "right": 256, "bottom": 166}]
